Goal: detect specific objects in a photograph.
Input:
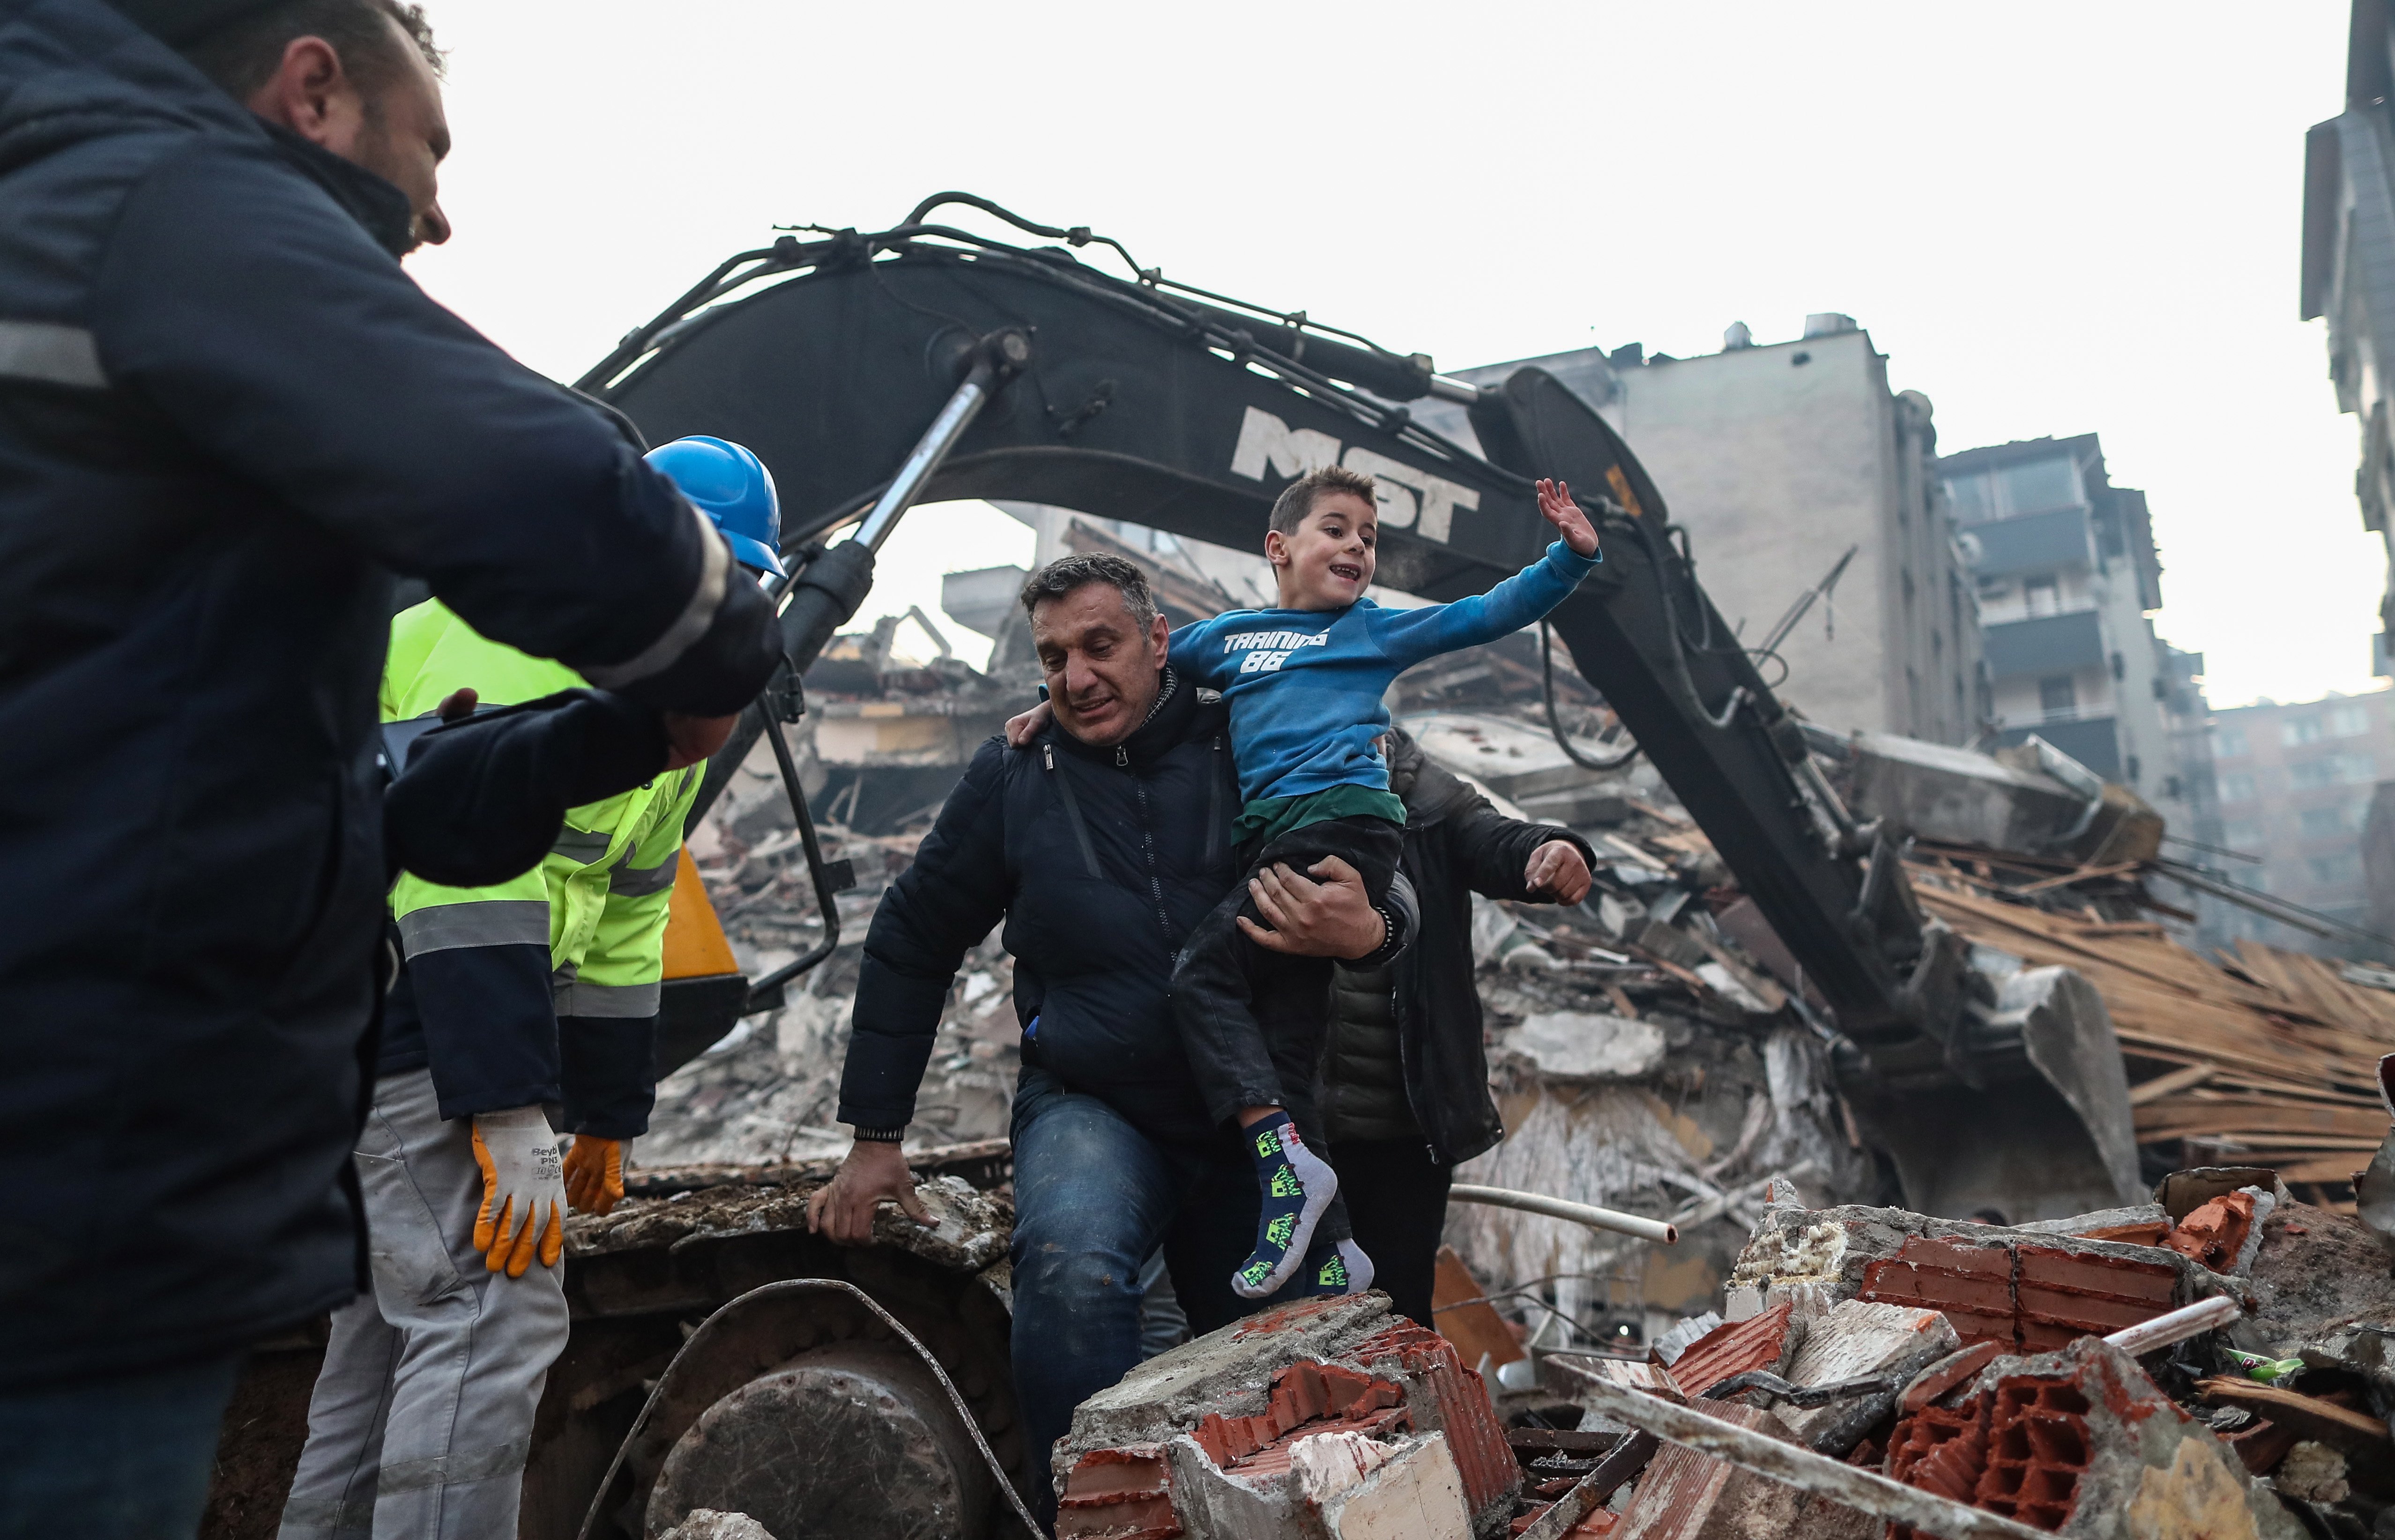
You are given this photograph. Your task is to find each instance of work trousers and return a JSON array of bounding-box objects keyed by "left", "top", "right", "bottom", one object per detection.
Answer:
[
  {"left": 278, "top": 1068, "right": 569, "bottom": 1540},
  {"left": 1009, "top": 1068, "right": 1314, "bottom": 1528},
  {"left": 1172, "top": 812, "right": 1403, "bottom": 1226},
  {"left": 0, "top": 1353, "right": 243, "bottom": 1540},
  {"left": 1330, "top": 1136, "right": 1454, "bottom": 1328}
]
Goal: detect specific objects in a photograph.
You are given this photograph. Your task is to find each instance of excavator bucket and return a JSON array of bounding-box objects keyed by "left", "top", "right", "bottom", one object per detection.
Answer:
[{"left": 1845, "top": 965, "right": 2144, "bottom": 1222}]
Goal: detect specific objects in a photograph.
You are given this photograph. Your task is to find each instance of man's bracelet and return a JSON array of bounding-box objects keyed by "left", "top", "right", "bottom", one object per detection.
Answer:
[{"left": 852, "top": 1126, "right": 907, "bottom": 1144}]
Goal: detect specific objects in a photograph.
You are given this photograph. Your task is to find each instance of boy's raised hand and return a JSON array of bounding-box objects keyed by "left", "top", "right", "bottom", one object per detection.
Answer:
[{"left": 1536, "top": 478, "right": 1600, "bottom": 558}]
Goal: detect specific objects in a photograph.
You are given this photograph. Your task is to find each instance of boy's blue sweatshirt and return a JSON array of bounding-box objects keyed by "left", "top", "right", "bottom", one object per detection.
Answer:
[{"left": 1168, "top": 540, "right": 1600, "bottom": 808}]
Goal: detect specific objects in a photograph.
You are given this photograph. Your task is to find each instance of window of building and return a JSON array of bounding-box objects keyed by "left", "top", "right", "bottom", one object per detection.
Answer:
[
  {"left": 2214, "top": 725, "right": 2247, "bottom": 758},
  {"left": 2219, "top": 771, "right": 2257, "bottom": 802},
  {"left": 2308, "top": 851, "right": 2362, "bottom": 885},
  {"left": 2288, "top": 754, "right": 2375, "bottom": 789},
  {"left": 2331, "top": 705, "right": 2370, "bottom": 737},
  {"left": 2038, "top": 675, "right": 2075, "bottom": 720},
  {"left": 2001, "top": 459, "right": 2081, "bottom": 516},
  {"left": 1977, "top": 576, "right": 2008, "bottom": 600},
  {"left": 2299, "top": 805, "right": 2355, "bottom": 837},
  {"left": 2222, "top": 819, "right": 2263, "bottom": 849},
  {"left": 2283, "top": 717, "right": 2322, "bottom": 747},
  {"left": 1945, "top": 474, "right": 1994, "bottom": 521},
  {"left": 2023, "top": 574, "right": 2060, "bottom": 616}
]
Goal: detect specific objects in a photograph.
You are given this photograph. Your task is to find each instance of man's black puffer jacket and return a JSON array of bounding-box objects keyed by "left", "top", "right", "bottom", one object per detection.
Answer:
[
  {"left": 1326, "top": 730, "right": 1598, "bottom": 1166},
  {"left": 842, "top": 674, "right": 1242, "bottom": 1145},
  {"left": 0, "top": 0, "right": 777, "bottom": 1387}
]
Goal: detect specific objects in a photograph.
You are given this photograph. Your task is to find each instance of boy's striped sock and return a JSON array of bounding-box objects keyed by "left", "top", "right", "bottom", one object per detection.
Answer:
[
  {"left": 1231, "top": 1112, "right": 1338, "bottom": 1300},
  {"left": 1298, "top": 1238, "right": 1376, "bottom": 1297}
]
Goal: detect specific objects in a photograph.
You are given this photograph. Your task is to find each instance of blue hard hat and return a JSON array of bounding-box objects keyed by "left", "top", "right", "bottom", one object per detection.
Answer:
[{"left": 645, "top": 435, "right": 786, "bottom": 578}]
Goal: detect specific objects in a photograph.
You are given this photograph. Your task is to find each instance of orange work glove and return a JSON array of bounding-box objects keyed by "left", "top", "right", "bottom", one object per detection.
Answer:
[
  {"left": 563, "top": 1134, "right": 629, "bottom": 1216},
  {"left": 470, "top": 1108, "right": 564, "bottom": 1277}
]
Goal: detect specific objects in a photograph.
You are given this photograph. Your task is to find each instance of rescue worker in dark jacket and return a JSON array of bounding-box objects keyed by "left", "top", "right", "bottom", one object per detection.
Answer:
[
  {"left": 0, "top": 0, "right": 779, "bottom": 1523},
  {"left": 1322, "top": 727, "right": 1595, "bottom": 1327},
  {"left": 806, "top": 554, "right": 1412, "bottom": 1528}
]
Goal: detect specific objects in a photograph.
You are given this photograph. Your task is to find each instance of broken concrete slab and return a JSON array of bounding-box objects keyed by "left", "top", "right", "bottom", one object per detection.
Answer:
[
  {"left": 1612, "top": 1398, "right": 1876, "bottom": 1540},
  {"left": 1771, "top": 1299, "right": 1958, "bottom": 1448},
  {"left": 1064, "top": 1295, "right": 1397, "bottom": 1457},
  {"left": 1060, "top": 1298, "right": 1519, "bottom": 1540},
  {"left": 1505, "top": 1012, "right": 1670, "bottom": 1084}
]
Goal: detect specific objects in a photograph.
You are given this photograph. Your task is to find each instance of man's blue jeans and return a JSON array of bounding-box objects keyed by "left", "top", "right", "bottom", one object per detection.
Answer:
[
  {"left": 0, "top": 1352, "right": 243, "bottom": 1540},
  {"left": 1010, "top": 1067, "right": 1307, "bottom": 1527}
]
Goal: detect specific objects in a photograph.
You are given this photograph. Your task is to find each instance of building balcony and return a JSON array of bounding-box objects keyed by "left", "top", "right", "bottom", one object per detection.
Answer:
[
  {"left": 1983, "top": 607, "right": 2106, "bottom": 680},
  {"left": 1995, "top": 714, "right": 2121, "bottom": 780},
  {"left": 1964, "top": 506, "right": 2094, "bottom": 579}
]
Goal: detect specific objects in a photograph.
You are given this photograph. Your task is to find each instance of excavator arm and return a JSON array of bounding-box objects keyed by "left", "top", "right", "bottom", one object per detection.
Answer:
[{"left": 593, "top": 197, "right": 2136, "bottom": 1218}]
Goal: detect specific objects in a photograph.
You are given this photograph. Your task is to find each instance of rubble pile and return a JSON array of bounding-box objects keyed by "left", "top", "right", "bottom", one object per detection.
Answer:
[{"left": 1910, "top": 876, "right": 2395, "bottom": 1198}]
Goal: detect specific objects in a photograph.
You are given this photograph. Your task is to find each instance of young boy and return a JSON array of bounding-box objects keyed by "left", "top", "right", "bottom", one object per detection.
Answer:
[{"left": 1167, "top": 466, "right": 1601, "bottom": 1298}]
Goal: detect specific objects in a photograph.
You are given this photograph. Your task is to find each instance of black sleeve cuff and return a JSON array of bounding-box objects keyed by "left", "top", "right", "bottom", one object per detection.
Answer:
[
  {"left": 558, "top": 1014, "right": 659, "bottom": 1138},
  {"left": 406, "top": 945, "right": 561, "bottom": 1119}
]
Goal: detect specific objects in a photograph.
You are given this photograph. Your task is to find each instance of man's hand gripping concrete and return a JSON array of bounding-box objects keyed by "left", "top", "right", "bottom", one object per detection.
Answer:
[{"left": 805, "top": 1140, "right": 932, "bottom": 1244}]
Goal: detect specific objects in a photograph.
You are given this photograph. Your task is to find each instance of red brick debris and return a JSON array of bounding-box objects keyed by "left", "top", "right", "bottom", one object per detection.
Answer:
[
  {"left": 1855, "top": 1235, "right": 2177, "bottom": 1351},
  {"left": 1659, "top": 1302, "right": 1796, "bottom": 1398},
  {"left": 1973, "top": 1374, "right": 2093, "bottom": 1531},
  {"left": 2160, "top": 1192, "right": 2257, "bottom": 1273},
  {"left": 1887, "top": 1359, "right": 2109, "bottom": 1539},
  {"left": 1347, "top": 1320, "right": 1519, "bottom": 1520},
  {"left": 1056, "top": 1444, "right": 1182, "bottom": 1540},
  {"left": 1899, "top": 1342, "right": 2004, "bottom": 1414},
  {"left": 1884, "top": 1398, "right": 1990, "bottom": 1540},
  {"left": 1189, "top": 1361, "right": 1408, "bottom": 1474}
]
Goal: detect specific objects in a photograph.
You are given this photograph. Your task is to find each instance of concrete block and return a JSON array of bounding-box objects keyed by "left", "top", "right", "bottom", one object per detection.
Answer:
[
  {"left": 1303, "top": 1432, "right": 1473, "bottom": 1540},
  {"left": 1164, "top": 1429, "right": 1472, "bottom": 1540},
  {"left": 1064, "top": 1295, "right": 1397, "bottom": 1459},
  {"left": 1506, "top": 1012, "right": 1668, "bottom": 1084}
]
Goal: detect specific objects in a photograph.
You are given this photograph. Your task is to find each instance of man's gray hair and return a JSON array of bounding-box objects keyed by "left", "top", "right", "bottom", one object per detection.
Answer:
[
  {"left": 1018, "top": 553, "right": 1160, "bottom": 631},
  {"left": 180, "top": 0, "right": 444, "bottom": 101}
]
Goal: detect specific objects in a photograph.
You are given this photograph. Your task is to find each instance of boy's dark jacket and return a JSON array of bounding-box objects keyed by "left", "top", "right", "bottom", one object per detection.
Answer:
[{"left": 840, "top": 674, "right": 1412, "bottom": 1145}]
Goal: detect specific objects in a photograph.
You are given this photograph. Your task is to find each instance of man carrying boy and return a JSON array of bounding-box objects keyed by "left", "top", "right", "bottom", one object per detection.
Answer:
[{"left": 1166, "top": 467, "right": 1600, "bottom": 1298}]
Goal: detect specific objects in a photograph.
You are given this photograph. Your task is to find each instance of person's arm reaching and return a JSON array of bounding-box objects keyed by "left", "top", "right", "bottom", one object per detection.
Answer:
[
  {"left": 1419, "top": 753, "right": 1599, "bottom": 904},
  {"left": 1369, "top": 479, "right": 1601, "bottom": 669},
  {"left": 808, "top": 739, "right": 1014, "bottom": 1241},
  {"left": 90, "top": 139, "right": 781, "bottom": 718}
]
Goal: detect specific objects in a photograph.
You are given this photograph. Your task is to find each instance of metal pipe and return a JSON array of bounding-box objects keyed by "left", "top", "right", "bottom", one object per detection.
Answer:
[
  {"left": 1575, "top": 1381, "right": 2055, "bottom": 1540},
  {"left": 1426, "top": 372, "right": 1487, "bottom": 404},
  {"left": 2102, "top": 1295, "right": 2240, "bottom": 1356},
  {"left": 1447, "top": 1184, "right": 1678, "bottom": 1244},
  {"left": 850, "top": 360, "right": 994, "bottom": 552}
]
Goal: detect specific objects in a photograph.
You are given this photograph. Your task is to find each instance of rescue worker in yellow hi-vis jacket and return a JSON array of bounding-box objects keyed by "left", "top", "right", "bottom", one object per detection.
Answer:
[{"left": 278, "top": 437, "right": 788, "bottom": 1540}]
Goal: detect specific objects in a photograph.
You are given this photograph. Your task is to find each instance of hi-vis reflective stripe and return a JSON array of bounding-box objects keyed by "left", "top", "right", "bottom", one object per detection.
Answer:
[
  {"left": 554, "top": 978, "right": 660, "bottom": 1018},
  {"left": 0, "top": 321, "right": 104, "bottom": 389},
  {"left": 610, "top": 859, "right": 677, "bottom": 897},
  {"left": 397, "top": 900, "right": 550, "bottom": 956},
  {"left": 551, "top": 828, "right": 613, "bottom": 863}
]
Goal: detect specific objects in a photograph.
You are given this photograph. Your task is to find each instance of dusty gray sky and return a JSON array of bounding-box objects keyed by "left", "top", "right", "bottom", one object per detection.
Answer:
[{"left": 408, "top": 1, "right": 2372, "bottom": 707}]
